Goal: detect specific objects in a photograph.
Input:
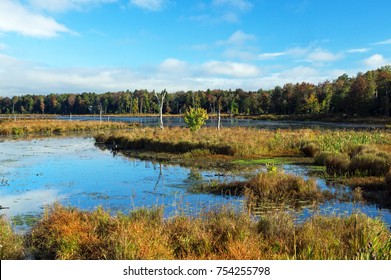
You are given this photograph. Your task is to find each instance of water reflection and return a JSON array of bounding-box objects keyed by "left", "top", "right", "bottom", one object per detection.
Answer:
[
  {"left": 1, "top": 136, "right": 391, "bottom": 231},
  {"left": 0, "top": 137, "right": 242, "bottom": 230}
]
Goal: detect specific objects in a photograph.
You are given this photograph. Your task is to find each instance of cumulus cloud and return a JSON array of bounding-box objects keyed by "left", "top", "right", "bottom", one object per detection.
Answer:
[
  {"left": 221, "top": 30, "right": 256, "bottom": 45},
  {"left": 0, "top": 0, "right": 72, "bottom": 37},
  {"left": 201, "top": 61, "right": 260, "bottom": 77},
  {"left": 130, "top": 0, "right": 166, "bottom": 11},
  {"left": 158, "top": 58, "right": 188, "bottom": 74},
  {"left": 0, "top": 53, "right": 347, "bottom": 97},
  {"left": 364, "top": 54, "right": 389, "bottom": 68},
  {"left": 0, "top": 54, "right": 263, "bottom": 96},
  {"left": 307, "top": 48, "right": 341, "bottom": 62}
]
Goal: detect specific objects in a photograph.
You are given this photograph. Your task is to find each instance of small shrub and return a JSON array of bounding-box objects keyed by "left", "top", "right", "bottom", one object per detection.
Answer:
[{"left": 183, "top": 107, "right": 209, "bottom": 132}]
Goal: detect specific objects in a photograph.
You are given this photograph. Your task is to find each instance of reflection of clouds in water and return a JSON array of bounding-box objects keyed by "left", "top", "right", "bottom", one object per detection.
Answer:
[
  {"left": 0, "top": 137, "right": 96, "bottom": 158},
  {"left": 0, "top": 189, "right": 63, "bottom": 217}
]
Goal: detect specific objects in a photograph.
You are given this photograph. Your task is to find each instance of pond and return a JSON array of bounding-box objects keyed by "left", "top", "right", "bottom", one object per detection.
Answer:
[
  {"left": 0, "top": 136, "right": 242, "bottom": 231},
  {"left": 1, "top": 136, "right": 391, "bottom": 232}
]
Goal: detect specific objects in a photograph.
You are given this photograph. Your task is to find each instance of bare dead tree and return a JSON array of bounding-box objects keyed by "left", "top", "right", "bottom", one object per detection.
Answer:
[{"left": 155, "top": 89, "right": 167, "bottom": 129}]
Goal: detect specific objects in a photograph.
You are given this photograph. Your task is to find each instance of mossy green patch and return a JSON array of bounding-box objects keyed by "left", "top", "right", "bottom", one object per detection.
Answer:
[{"left": 232, "top": 157, "right": 309, "bottom": 165}]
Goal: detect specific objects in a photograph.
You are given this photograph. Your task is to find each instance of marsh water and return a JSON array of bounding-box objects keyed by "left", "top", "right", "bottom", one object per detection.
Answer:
[
  {"left": 1, "top": 136, "right": 391, "bottom": 232},
  {"left": 0, "top": 136, "right": 245, "bottom": 231}
]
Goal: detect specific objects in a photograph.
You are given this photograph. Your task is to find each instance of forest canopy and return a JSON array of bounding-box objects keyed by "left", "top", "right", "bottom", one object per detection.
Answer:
[{"left": 1, "top": 66, "right": 391, "bottom": 117}]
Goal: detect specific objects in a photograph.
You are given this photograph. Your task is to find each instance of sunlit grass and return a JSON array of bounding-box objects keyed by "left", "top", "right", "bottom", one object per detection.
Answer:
[
  {"left": 20, "top": 205, "right": 391, "bottom": 260},
  {"left": 0, "top": 217, "right": 25, "bottom": 260},
  {"left": 95, "top": 127, "right": 391, "bottom": 158},
  {"left": 0, "top": 119, "right": 133, "bottom": 136}
]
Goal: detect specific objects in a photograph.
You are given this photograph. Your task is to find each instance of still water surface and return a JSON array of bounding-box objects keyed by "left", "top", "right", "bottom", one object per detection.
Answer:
[
  {"left": 0, "top": 137, "right": 242, "bottom": 230},
  {"left": 1, "top": 136, "right": 390, "bottom": 231}
]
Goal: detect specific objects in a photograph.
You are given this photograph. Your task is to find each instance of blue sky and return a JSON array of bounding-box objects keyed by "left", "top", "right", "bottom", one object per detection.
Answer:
[{"left": 0, "top": 0, "right": 391, "bottom": 96}]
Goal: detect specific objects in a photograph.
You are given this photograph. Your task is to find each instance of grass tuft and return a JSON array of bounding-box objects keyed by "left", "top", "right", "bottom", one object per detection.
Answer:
[{"left": 0, "top": 217, "right": 25, "bottom": 259}]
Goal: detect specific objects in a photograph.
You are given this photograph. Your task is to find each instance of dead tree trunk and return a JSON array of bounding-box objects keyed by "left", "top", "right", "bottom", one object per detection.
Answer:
[
  {"left": 217, "top": 96, "right": 222, "bottom": 130},
  {"left": 155, "top": 89, "right": 167, "bottom": 129}
]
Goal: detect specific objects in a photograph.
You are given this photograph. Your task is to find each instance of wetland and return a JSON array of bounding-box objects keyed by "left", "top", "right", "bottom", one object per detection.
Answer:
[{"left": 1, "top": 118, "right": 391, "bottom": 260}]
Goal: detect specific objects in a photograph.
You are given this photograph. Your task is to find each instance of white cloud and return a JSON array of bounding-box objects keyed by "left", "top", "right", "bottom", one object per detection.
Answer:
[
  {"left": 0, "top": 43, "right": 7, "bottom": 51},
  {"left": 371, "top": 39, "right": 391, "bottom": 45},
  {"left": 257, "top": 52, "right": 286, "bottom": 60},
  {"left": 0, "top": 53, "right": 358, "bottom": 96},
  {"left": 307, "top": 48, "right": 341, "bottom": 62},
  {"left": 202, "top": 61, "right": 260, "bottom": 77},
  {"left": 286, "top": 46, "right": 311, "bottom": 57},
  {"left": 364, "top": 54, "right": 389, "bottom": 68},
  {"left": 347, "top": 48, "right": 370, "bottom": 53},
  {"left": 130, "top": 0, "right": 166, "bottom": 11},
  {"left": 278, "top": 66, "right": 321, "bottom": 81},
  {"left": 0, "top": 55, "right": 265, "bottom": 95},
  {"left": 223, "top": 30, "right": 256, "bottom": 45},
  {"left": 0, "top": 0, "right": 71, "bottom": 37},
  {"left": 254, "top": 66, "right": 330, "bottom": 89},
  {"left": 223, "top": 49, "right": 256, "bottom": 60},
  {"left": 28, "top": 0, "right": 116, "bottom": 12},
  {"left": 158, "top": 58, "right": 188, "bottom": 74}
]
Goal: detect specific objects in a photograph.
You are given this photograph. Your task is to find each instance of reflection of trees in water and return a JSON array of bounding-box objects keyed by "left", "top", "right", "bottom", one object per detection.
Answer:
[
  {"left": 154, "top": 163, "right": 164, "bottom": 191},
  {"left": 1, "top": 178, "right": 9, "bottom": 186},
  {"left": 0, "top": 177, "right": 10, "bottom": 209}
]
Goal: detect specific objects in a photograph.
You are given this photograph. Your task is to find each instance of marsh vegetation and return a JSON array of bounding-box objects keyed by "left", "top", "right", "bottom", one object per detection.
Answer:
[
  {"left": 1, "top": 205, "right": 390, "bottom": 260},
  {"left": 1, "top": 119, "right": 391, "bottom": 260}
]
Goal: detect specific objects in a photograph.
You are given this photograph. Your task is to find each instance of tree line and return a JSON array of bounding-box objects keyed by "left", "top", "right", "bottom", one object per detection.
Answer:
[{"left": 1, "top": 66, "right": 391, "bottom": 117}]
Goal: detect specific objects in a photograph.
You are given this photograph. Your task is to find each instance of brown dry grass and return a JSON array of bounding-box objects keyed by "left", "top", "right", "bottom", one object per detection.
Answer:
[
  {"left": 0, "top": 119, "right": 132, "bottom": 136},
  {"left": 0, "top": 217, "right": 25, "bottom": 259},
  {"left": 95, "top": 127, "right": 391, "bottom": 158},
  {"left": 23, "top": 205, "right": 391, "bottom": 260}
]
